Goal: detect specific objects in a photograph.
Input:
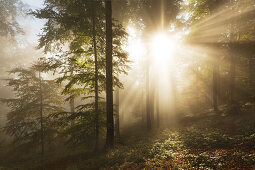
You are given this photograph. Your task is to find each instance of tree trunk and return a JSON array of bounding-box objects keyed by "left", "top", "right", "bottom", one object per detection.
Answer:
[
  {"left": 171, "top": 74, "right": 177, "bottom": 115},
  {"left": 105, "top": 0, "right": 114, "bottom": 149},
  {"left": 146, "top": 61, "right": 151, "bottom": 131},
  {"left": 213, "top": 62, "right": 219, "bottom": 112},
  {"left": 141, "top": 88, "right": 145, "bottom": 125},
  {"left": 115, "top": 87, "right": 120, "bottom": 139},
  {"left": 70, "top": 95, "right": 75, "bottom": 113},
  {"left": 150, "top": 81, "right": 155, "bottom": 126},
  {"left": 92, "top": 9, "right": 99, "bottom": 152},
  {"left": 249, "top": 55, "right": 254, "bottom": 101},
  {"left": 229, "top": 49, "right": 236, "bottom": 110},
  {"left": 229, "top": 33, "right": 239, "bottom": 112},
  {"left": 156, "top": 88, "right": 160, "bottom": 128},
  {"left": 39, "top": 71, "right": 44, "bottom": 155},
  {"left": 218, "top": 68, "right": 221, "bottom": 106}
]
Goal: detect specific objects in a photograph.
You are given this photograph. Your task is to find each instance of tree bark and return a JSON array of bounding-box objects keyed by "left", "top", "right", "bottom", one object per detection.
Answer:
[
  {"left": 150, "top": 81, "right": 155, "bottom": 125},
  {"left": 248, "top": 55, "right": 254, "bottom": 101},
  {"left": 70, "top": 95, "right": 74, "bottom": 113},
  {"left": 229, "top": 48, "right": 236, "bottom": 110},
  {"left": 105, "top": 0, "right": 114, "bottom": 149},
  {"left": 229, "top": 32, "right": 240, "bottom": 112},
  {"left": 92, "top": 8, "right": 99, "bottom": 152},
  {"left": 39, "top": 71, "right": 44, "bottom": 155},
  {"left": 156, "top": 88, "right": 160, "bottom": 128},
  {"left": 213, "top": 62, "right": 219, "bottom": 112},
  {"left": 115, "top": 87, "right": 120, "bottom": 139}
]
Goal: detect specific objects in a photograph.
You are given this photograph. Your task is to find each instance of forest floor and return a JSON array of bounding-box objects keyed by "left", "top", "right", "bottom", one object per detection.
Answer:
[{"left": 1, "top": 108, "right": 255, "bottom": 169}]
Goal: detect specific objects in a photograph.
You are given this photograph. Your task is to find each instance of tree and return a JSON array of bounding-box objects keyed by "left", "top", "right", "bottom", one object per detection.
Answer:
[
  {"left": 92, "top": 2, "right": 100, "bottom": 152},
  {"left": 184, "top": 0, "right": 255, "bottom": 114},
  {"left": 185, "top": 0, "right": 230, "bottom": 112},
  {"left": 115, "top": 86, "right": 120, "bottom": 139},
  {"left": 105, "top": 0, "right": 114, "bottom": 149},
  {"left": 32, "top": 0, "right": 129, "bottom": 150},
  {"left": 1, "top": 64, "right": 62, "bottom": 154},
  {"left": 213, "top": 54, "right": 219, "bottom": 112},
  {"left": 0, "top": 0, "right": 23, "bottom": 76}
]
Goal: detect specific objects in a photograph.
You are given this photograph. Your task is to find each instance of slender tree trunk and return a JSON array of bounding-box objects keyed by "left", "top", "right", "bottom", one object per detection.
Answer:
[
  {"left": 249, "top": 55, "right": 253, "bottom": 90},
  {"left": 150, "top": 81, "right": 155, "bottom": 126},
  {"left": 115, "top": 87, "right": 120, "bottom": 139},
  {"left": 213, "top": 62, "right": 219, "bottom": 112},
  {"left": 105, "top": 0, "right": 114, "bottom": 149},
  {"left": 229, "top": 10, "right": 240, "bottom": 112},
  {"left": 92, "top": 9, "right": 99, "bottom": 152},
  {"left": 141, "top": 88, "right": 145, "bottom": 125},
  {"left": 156, "top": 88, "right": 160, "bottom": 128},
  {"left": 248, "top": 55, "right": 254, "bottom": 101},
  {"left": 146, "top": 61, "right": 151, "bottom": 131},
  {"left": 229, "top": 49, "right": 236, "bottom": 110},
  {"left": 218, "top": 68, "right": 221, "bottom": 106},
  {"left": 70, "top": 95, "right": 75, "bottom": 113},
  {"left": 69, "top": 61, "right": 75, "bottom": 114},
  {"left": 171, "top": 73, "right": 177, "bottom": 115},
  {"left": 229, "top": 33, "right": 240, "bottom": 112},
  {"left": 39, "top": 71, "right": 44, "bottom": 155}
]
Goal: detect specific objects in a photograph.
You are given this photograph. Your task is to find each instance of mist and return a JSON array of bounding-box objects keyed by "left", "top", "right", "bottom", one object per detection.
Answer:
[{"left": 0, "top": 0, "right": 255, "bottom": 169}]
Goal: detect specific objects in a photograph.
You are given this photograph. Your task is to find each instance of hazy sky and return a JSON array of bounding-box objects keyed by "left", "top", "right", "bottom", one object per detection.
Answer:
[
  {"left": 22, "top": 0, "right": 44, "bottom": 10},
  {"left": 0, "top": 0, "right": 46, "bottom": 125},
  {"left": 19, "top": 0, "right": 45, "bottom": 45}
]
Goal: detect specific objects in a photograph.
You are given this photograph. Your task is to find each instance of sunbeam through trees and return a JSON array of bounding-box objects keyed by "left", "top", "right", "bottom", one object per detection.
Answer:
[{"left": 0, "top": 0, "right": 255, "bottom": 169}]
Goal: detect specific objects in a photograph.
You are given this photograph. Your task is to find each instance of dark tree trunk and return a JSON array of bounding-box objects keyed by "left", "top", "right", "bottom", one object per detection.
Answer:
[
  {"left": 229, "top": 50, "right": 236, "bottom": 110},
  {"left": 228, "top": 26, "right": 240, "bottom": 113},
  {"left": 213, "top": 62, "right": 219, "bottom": 112},
  {"left": 218, "top": 69, "right": 221, "bottom": 105},
  {"left": 229, "top": 32, "right": 238, "bottom": 111},
  {"left": 249, "top": 55, "right": 254, "bottom": 101},
  {"left": 92, "top": 9, "right": 99, "bottom": 152},
  {"left": 196, "top": 76, "right": 199, "bottom": 110},
  {"left": 39, "top": 71, "right": 44, "bottom": 155},
  {"left": 115, "top": 87, "right": 120, "bottom": 139},
  {"left": 70, "top": 95, "right": 75, "bottom": 113},
  {"left": 105, "top": 0, "right": 114, "bottom": 149}
]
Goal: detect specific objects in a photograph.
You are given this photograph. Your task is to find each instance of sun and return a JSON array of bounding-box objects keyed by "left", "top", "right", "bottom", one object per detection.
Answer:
[
  {"left": 151, "top": 33, "right": 176, "bottom": 64},
  {"left": 124, "top": 26, "right": 178, "bottom": 70}
]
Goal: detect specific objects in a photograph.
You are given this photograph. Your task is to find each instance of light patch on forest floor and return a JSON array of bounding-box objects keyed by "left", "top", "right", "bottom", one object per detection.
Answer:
[{"left": 61, "top": 112, "right": 255, "bottom": 169}]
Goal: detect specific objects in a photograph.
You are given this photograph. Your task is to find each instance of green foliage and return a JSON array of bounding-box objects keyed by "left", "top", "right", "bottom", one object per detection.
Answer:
[
  {"left": 66, "top": 164, "right": 79, "bottom": 170},
  {"left": 1, "top": 110, "right": 255, "bottom": 169},
  {"left": 150, "top": 138, "right": 180, "bottom": 160},
  {"left": 31, "top": 0, "right": 130, "bottom": 150},
  {"left": 50, "top": 101, "right": 106, "bottom": 146},
  {"left": 180, "top": 127, "right": 234, "bottom": 149},
  {"left": 186, "top": 0, "right": 226, "bottom": 21},
  {"left": 1, "top": 64, "right": 63, "bottom": 150},
  {"left": 188, "top": 152, "right": 226, "bottom": 169},
  {"left": 32, "top": 0, "right": 130, "bottom": 91},
  {"left": 126, "top": 0, "right": 180, "bottom": 26}
]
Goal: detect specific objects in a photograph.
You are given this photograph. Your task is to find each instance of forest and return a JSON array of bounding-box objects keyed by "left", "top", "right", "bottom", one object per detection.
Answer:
[{"left": 0, "top": 0, "right": 255, "bottom": 169}]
